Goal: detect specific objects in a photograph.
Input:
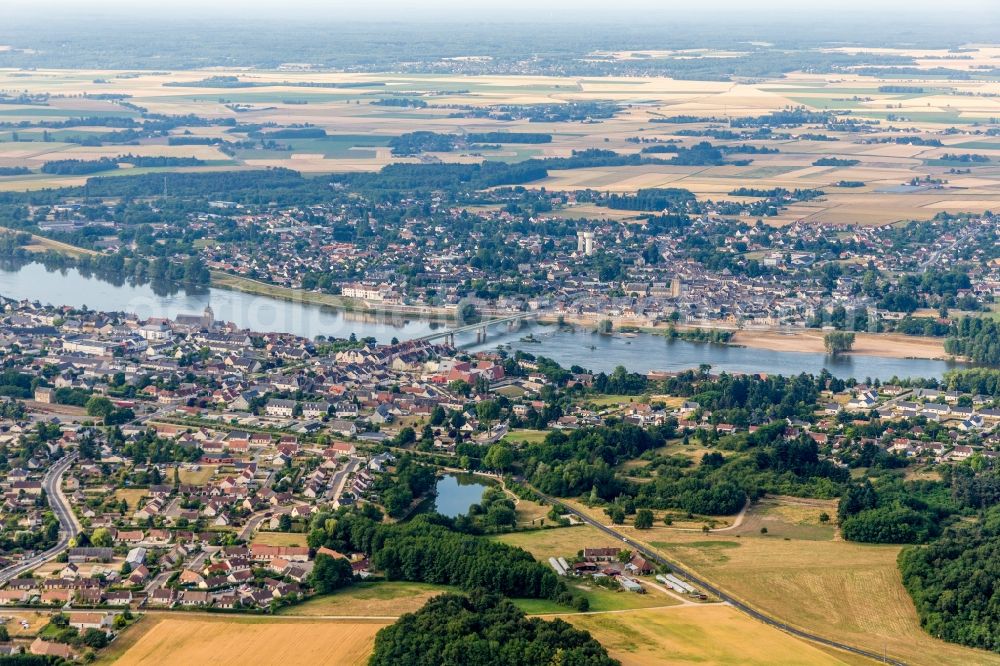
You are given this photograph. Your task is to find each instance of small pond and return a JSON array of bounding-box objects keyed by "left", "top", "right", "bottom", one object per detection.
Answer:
[{"left": 431, "top": 474, "right": 493, "bottom": 518}]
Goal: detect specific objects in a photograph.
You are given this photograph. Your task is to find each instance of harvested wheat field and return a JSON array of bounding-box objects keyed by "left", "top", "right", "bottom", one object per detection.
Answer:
[
  {"left": 620, "top": 531, "right": 1000, "bottom": 666},
  {"left": 113, "top": 617, "right": 387, "bottom": 666},
  {"left": 566, "top": 605, "right": 867, "bottom": 666}
]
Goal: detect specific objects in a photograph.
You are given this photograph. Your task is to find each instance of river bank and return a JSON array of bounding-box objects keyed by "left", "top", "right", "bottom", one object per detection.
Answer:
[
  {"left": 210, "top": 271, "right": 459, "bottom": 322},
  {"left": 540, "top": 314, "right": 954, "bottom": 363},
  {"left": 0, "top": 259, "right": 964, "bottom": 380},
  {"left": 9, "top": 233, "right": 963, "bottom": 362},
  {"left": 729, "top": 329, "right": 954, "bottom": 362}
]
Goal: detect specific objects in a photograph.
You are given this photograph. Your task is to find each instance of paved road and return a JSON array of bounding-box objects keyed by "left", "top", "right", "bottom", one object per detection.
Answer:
[
  {"left": 533, "top": 488, "right": 905, "bottom": 666},
  {"left": 143, "top": 568, "right": 173, "bottom": 595},
  {"left": 0, "top": 453, "right": 79, "bottom": 585},
  {"left": 237, "top": 510, "right": 273, "bottom": 542},
  {"left": 326, "top": 457, "right": 361, "bottom": 502},
  {"left": 920, "top": 224, "right": 979, "bottom": 270},
  {"left": 144, "top": 545, "right": 211, "bottom": 596}
]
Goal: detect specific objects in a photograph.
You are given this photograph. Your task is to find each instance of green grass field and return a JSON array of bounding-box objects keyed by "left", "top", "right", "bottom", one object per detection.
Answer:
[
  {"left": 279, "top": 581, "right": 453, "bottom": 617},
  {"left": 517, "top": 581, "right": 680, "bottom": 614},
  {"left": 502, "top": 428, "right": 550, "bottom": 444},
  {"left": 234, "top": 134, "right": 392, "bottom": 160},
  {"left": 279, "top": 577, "right": 674, "bottom": 618},
  {"left": 494, "top": 524, "right": 616, "bottom": 561}
]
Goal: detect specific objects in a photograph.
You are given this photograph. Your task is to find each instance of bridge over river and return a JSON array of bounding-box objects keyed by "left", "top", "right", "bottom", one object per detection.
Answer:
[{"left": 414, "top": 311, "right": 542, "bottom": 345}]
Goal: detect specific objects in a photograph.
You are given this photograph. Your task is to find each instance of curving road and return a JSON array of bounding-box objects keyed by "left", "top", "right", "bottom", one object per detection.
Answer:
[
  {"left": 534, "top": 488, "right": 904, "bottom": 666},
  {"left": 0, "top": 452, "right": 79, "bottom": 585}
]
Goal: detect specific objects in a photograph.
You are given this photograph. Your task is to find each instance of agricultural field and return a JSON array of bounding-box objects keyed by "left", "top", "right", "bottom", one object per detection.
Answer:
[
  {"left": 558, "top": 496, "right": 740, "bottom": 531},
  {"left": 1, "top": 62, "right": 999, "bottom": 223},
  {"left": 108, "top": 616, "right": 387, "bottom": 666},
  {"left": 496, "top": 497, "right": 1000, "bottom": 665},
  {"left": 0, "top": 230, "right": 98, "bottom": 257},
  {"left": 624, "top": 526, "right": 1000, "bottom": 665},
  {"left": 565, "top": 605, "right": 870, "bottom": 666}
]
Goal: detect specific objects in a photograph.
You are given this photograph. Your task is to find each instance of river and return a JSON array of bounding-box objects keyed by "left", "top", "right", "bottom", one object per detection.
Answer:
[
  {"left": 0, "top": 261, "right": 964, "bottom": 380},
  {"left": 468, "top": 325, "right": 964, "bottom": 382},
  {"left": 0, "top": 261, "right": 449, "bottom": 342}
]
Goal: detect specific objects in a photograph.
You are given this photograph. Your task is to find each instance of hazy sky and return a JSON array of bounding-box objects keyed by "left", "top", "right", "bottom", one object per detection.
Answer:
[{"left": 7, "top": 0, "right": 997, "bottom": 20}]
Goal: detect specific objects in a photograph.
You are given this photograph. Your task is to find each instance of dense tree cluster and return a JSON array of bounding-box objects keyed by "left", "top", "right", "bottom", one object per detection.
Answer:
[
  {"left": 605, "top": 188, "right": 695, "bottom": 212},
  {"left": 899, "top": 513, "right": 1000, "bottom": 652},
  {"left": 664, "top": 327, "right": 734, "bottom": 344},
  {"left": 812, "top": 157, "right": 859, "bottom": 166},
  {"left": 454, "top": 486, "right": 518, "bottom": 533},
  {"left": 474, "top": 102, "right": 618, "bottom": 123},
  {"left": 0, "top": 510, "right": 59, "bottom": 554},
  {"left": 111, "top": 428, "right": 202, "bottom": 465},
  {"left": 730, "top": 108, "right": 834, "bottom": 128},
  {"left": 375, "top": 454, "right": 437, "bottom": 518},
  {"left": 370, "top": 592, "right": 618, "bottom": 666},
  {"left": 836, "top": 467, "right": 1000, "bottom": 544},
  {"left": 118, "top": 155, "right": 205, "bottom": 168},
  {"left": 659, "top": 370, "right": 824, "bottom": 424},
  {"left": 667, "top": 141, "right": 726, "bottom": 166},
  {"left": 946, "top": 317, "right": 1000, "bottom": 365},
  {"left": 0, "top": 370, "right": 36, "bottom": 399},
  {"left": 520, "top": 399, "right": 848, "bottom": 516},
  {"left": 943, "top": 368, "right": 1000, "bottom": 397},
  {"left": 727, "top": 187, "right": 825, "bottom": 201},
  {"left": 41, "top": 157, "right": 119, "bottom": 175},
  {"left": 938, "top": 153, "right": 990, "bottom": 163},
  {"left": 318, "top": 513, "right": 576, "bottom": 604},
  {"left": 389, "top": 131, "right": 458, "bottom": 155},
  {"left": 524, "top": 423, "right": 670, "bottom": 498},
  {"left": 592, "top": 365, "right": 649, "bottom": 395},
  {"left": 309, "top": 552, "right": 354, "bottom": 593},
  {"left": 823, "top": 331, "right": 855, "bottom": 355},
  {"left": 370, "top": 97, "right": 429, "bottom": 108},
  {"left": 262, "top": 128, "right": 328, "bottom": 139},
  {"left": 466, "top": 132, "right": 552, "bottom": 144}
]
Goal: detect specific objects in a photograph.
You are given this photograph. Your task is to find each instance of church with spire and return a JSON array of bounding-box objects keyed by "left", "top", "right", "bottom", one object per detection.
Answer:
[{"left": 175, "top": 302, "right": 216, "bottom": 331}]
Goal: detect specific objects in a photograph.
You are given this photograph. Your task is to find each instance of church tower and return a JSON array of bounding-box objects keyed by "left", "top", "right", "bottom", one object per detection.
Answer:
[{"left": 202, "top": 304, "right": 215, "bottom": 329}]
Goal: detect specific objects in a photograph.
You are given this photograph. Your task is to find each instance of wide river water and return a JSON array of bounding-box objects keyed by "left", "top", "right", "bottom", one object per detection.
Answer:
[{"left": 0, "top": 261, "right": 964, "bottom": 381}]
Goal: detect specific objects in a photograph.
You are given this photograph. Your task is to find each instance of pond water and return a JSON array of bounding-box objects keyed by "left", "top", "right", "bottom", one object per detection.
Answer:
[{"left": 431, "top": 474, "right": 492, "bottom": 518}]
